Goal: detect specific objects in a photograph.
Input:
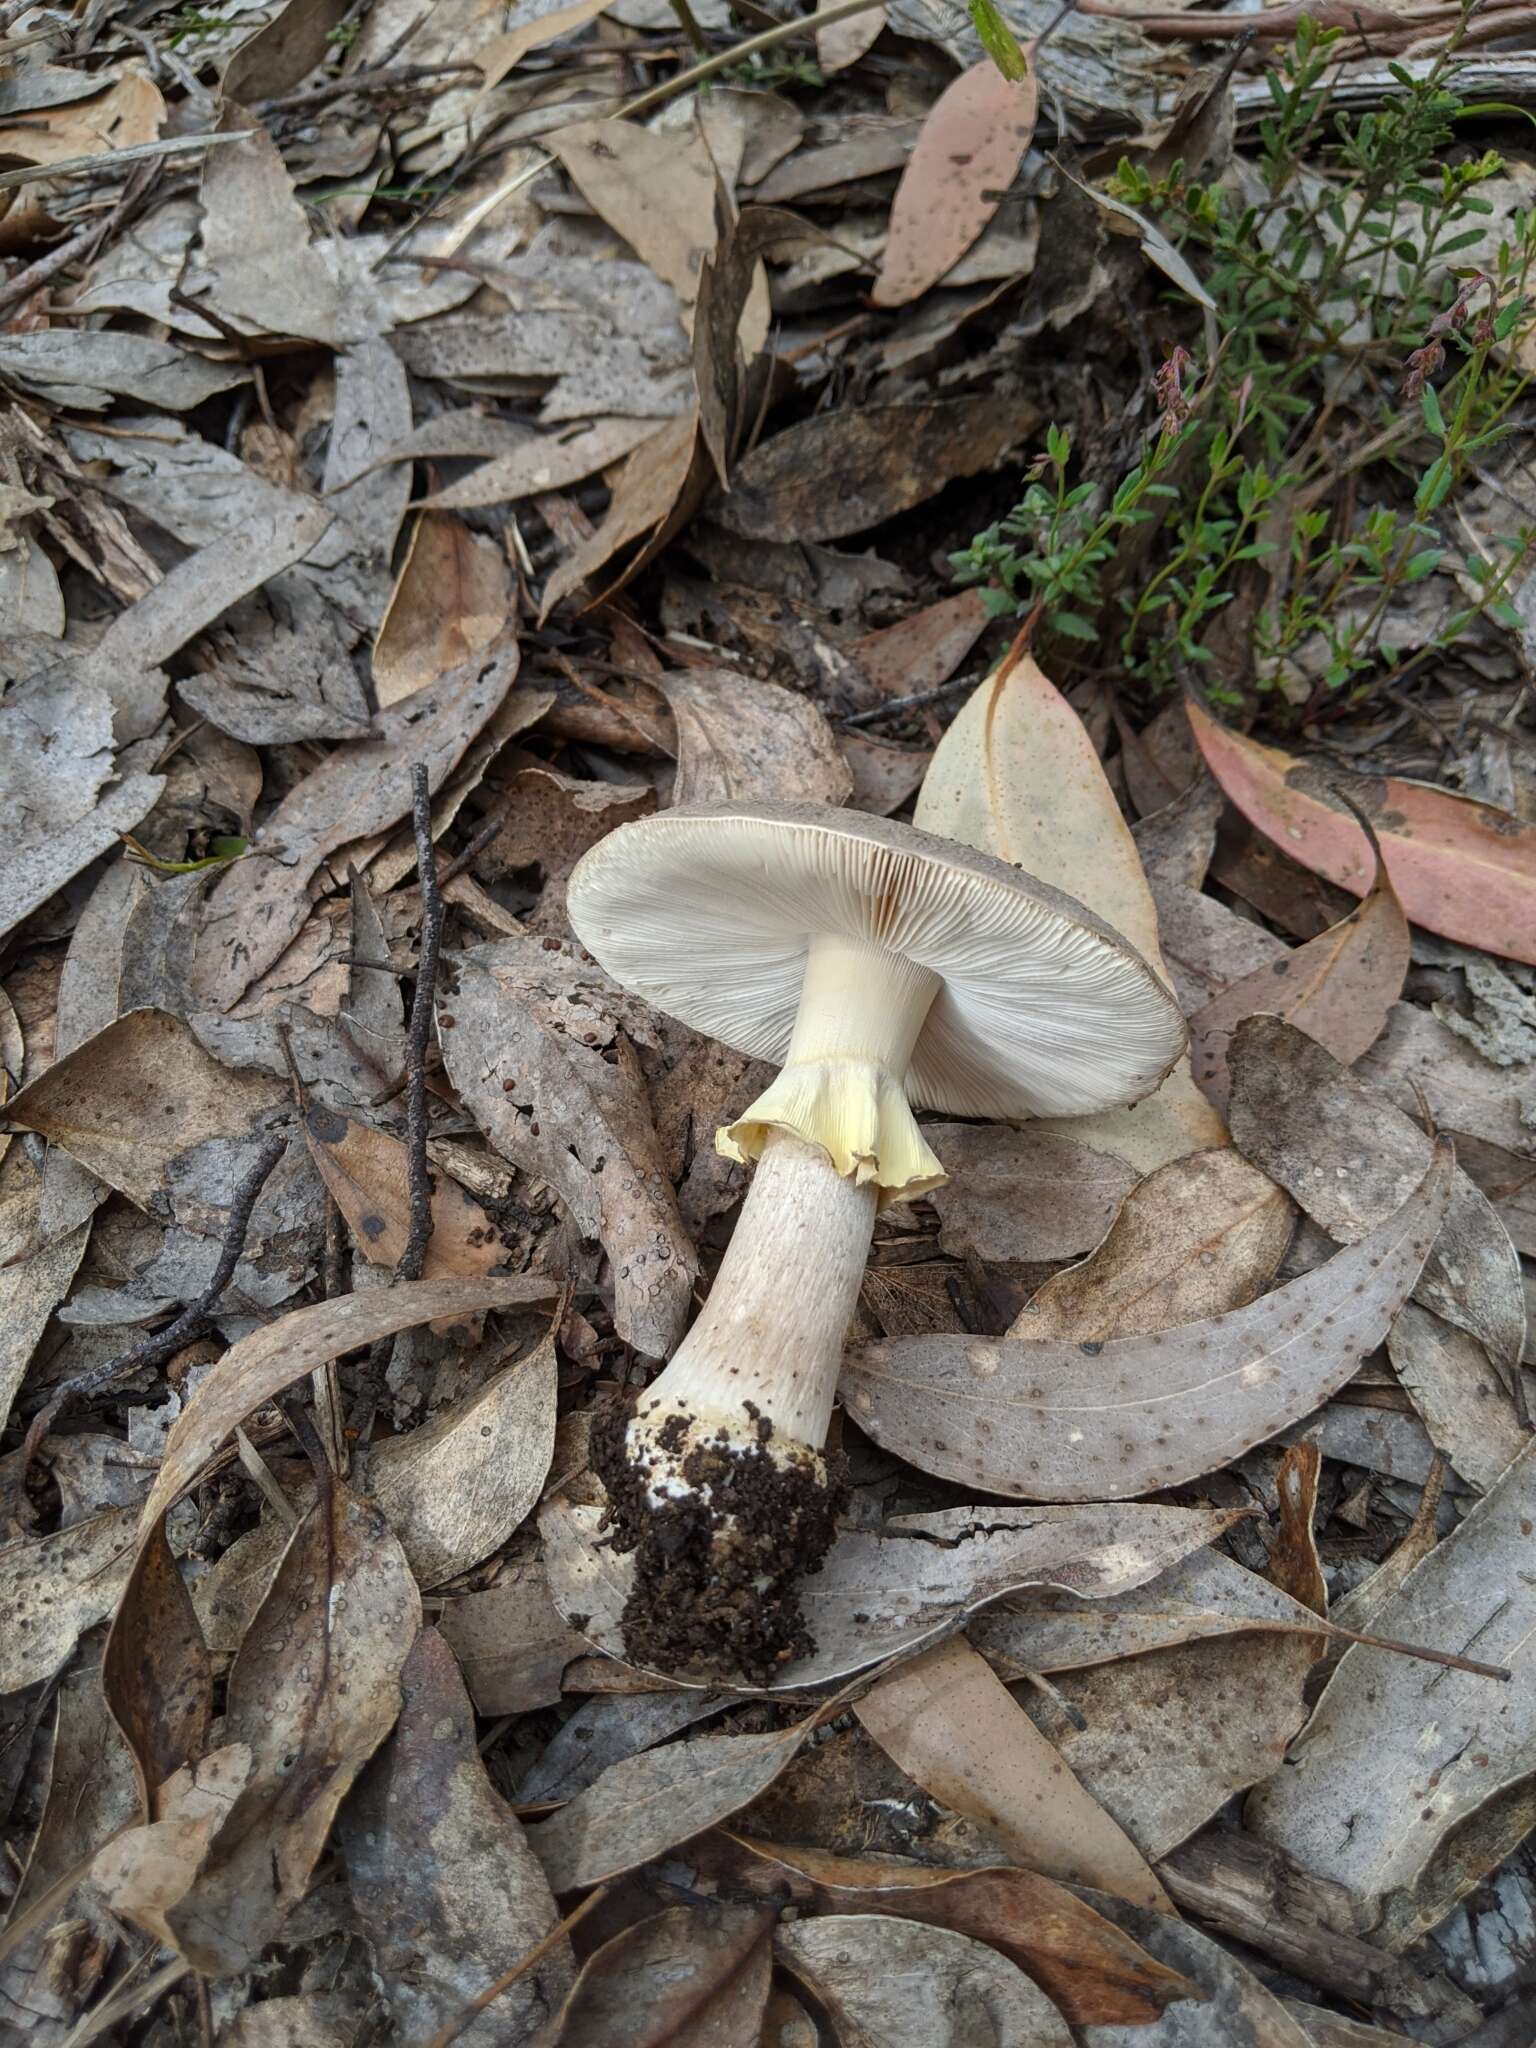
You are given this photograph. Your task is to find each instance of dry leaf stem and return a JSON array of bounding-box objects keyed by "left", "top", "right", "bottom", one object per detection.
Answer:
[{"left": 422, "top": 1882, "right": 612, "bottom": 2048}]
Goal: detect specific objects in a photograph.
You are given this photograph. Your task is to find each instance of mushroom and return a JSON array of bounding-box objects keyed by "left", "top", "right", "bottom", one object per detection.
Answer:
[{"left": 567, "top": 800, "right": 1187, "bottom": 1677}]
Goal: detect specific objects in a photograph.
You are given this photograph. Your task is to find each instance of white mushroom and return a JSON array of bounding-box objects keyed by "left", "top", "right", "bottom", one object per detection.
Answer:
[{"left": 567, "top": 800, "right": 1187, "bottom": 1676}]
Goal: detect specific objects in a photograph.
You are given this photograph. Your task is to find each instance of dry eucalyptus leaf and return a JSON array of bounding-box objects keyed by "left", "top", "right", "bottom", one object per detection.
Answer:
[
  {"left": 1248, "top": 1437, "right": 1536, "bottom": 1947},
  {"left": 139, "top": 1483, "right": 418, "bottom": 1975},
  {"left": 192, "top": 642, "right": 526, "bottom": 1009},
  {"left": 372, "top": 512, "right": 511, "bottom": 707},
  {"left": 438, "top": 1561, "right": 588, "bottom": 1716},
  {"left": 1385, "top": 1303, "right": 1528, "bottom": 1493},
  {"left": 843, "top": 1146, "right": 1450, "bottom": 1500},
  {"left": 719, "top": 1834, "right": 1200, "bottom": 2027},
  {"left": 1189, "top": 846, "right": 1410, "bottom": 1115},
  {"left": 715, "top": 395, "right": 1039, "bottom": 544},
  {"left": 777, "top": 1912, "right": 1074, "bottom": 2048},
  {"left": 550, "top": 115, "right": 721, "bottom": 316},
  {"left": 340, "top": 1628, "right": 572, "bottom": 2044},
  {"left": 542, "top": 1902, "right": 774, "bottom": 2048},
  {"left": 1269, "top": 1442, "right": 1327, "bottom": 1618},
  {"left": 1077, "top": 1898, "right": 1310, "bottom": 2048},
  {"left": 0, "top": 330, "right": 248, "bottom": 411},
  {"left": 0, "top": 1205, "right": 88, "bottom": 1434},
  {"left": 540, "top": 1497, "right": 1249, "bottom": 1692},
  {"left": 519, "top": 1689, "right": 730, "bottom": 1804},
  {"left": 438, "top": 939, "right": 697, "bottom": 1357},
  {"left": 1012, "top": 1146, "right": 1294, "bottom": 1342},
  {"left": 924, "top": 1124, "right": 1136, "bottom": 1263},
  {"left": 913, "top": 652, "right": 1222, "bottom": 1173},
  {"left": 656, "top": 665, "right": 853, "bottom": 806},
  {"left": 539, "top": 411, "right": 703, "bottom": 619},
  {"left": 103, "top": 1518, "right": 211, "bottom": 1808},
  {"left": 0, "top": 1507, "right": 137, "bottom": 1692},
  {"left": 872, "top": 60, "right": 1040, "bottom": 308},
  {"left": 4, "top": 1008, "right": 285, "bottom": 1209},
  {"left": 197, "top": 108, "right": 341, "bottom": 344},
  {"left": 1228, "top": 1015, "right": 1527, "bottom": 1373},
  {"left": 856, "top": 1636, "right": 1171, "bottom": 1913},
  {"left": 1356, "top": 1000, "right": 1536, "bottom": 1160},
  {"left": 93, "top": 1743, "right": 256, "bottom": 1954},
  {"left": 529, "top": 1723, "right": 811, "bottom": 1894},
  {"left": 420, "top": 415, "right": 657, "bottom": 512},
  {"left": 302, "top": 1103, "right": 501, "bottom": 1285},
  {"left": 480, "top": 758, "right": 655, "bottom": 930}
]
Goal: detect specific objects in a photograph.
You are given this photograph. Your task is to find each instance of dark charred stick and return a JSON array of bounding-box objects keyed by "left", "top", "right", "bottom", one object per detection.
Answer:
[
  {"left": 347, "top": 768, "right": 446, "bottom": 1486},
  {"left": 837, "top": 668, "right": 986, "bottom": 730},
  {"left": 8, "top": 1130, "right": 289, "bottom": 1515}
]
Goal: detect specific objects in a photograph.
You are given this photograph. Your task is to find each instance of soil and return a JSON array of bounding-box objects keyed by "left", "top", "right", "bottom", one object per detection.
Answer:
[{"left": 592, "top": 1399, "right": 848, "bottom": 1685}]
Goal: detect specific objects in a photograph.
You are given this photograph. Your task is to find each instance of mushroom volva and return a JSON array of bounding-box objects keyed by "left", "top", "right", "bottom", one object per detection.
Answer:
[{"left": 567, "top": 799, "right": 1186, "bottom": 1677}]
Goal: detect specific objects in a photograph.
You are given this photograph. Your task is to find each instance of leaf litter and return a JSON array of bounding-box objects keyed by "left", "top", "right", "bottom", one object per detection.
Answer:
[{"left": 1, "top": 8, "right": 1535, "bottom": 2044}]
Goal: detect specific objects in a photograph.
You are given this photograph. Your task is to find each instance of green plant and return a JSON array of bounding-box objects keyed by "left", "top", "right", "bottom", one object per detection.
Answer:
[
  {"left": 161, "top": 5, "right": 230, "bottom": 45},
  {"left": 952, "top": 9, "right": 1536, "bottom": 713}
]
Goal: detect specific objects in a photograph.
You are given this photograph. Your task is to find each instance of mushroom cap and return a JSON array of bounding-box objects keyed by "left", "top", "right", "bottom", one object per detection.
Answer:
[{"left": 567, "top": 801, "right": 1187, "bottom": 1120}]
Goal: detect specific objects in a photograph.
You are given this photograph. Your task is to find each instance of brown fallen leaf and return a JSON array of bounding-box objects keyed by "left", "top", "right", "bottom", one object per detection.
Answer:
[
  {"left": 851, "top": 588, "right": 990, "bottom": 698},
  {"left": 1189, "top": 835, "right": 1410, "bottom": 1114},
  {"left": 872, "top": 58, "right": 1040, "bottom": 307},
  {"left": 438, "top": 1561, "right": 588, "bottom": 1717},
  {"left": 1188, "top": 694, "right": 1536, "bottom": 965},
  {"left": 714, "top": 394, "right": 1039, "bottom": 544},
  {"left": 1228, "top": 1015, "right": 1527, "bottom": 1374},
  {"left": 856, "top": 1636, "right": 1171, "bottom": 1912},
  {"left": 2, "top": 1008, "right": 284, "bottom": 1209},
  {"left": 302, "top": 1103, "right": 501, "bottom": 1284},
  {"left": 528, "top": 1722, "right": 812, "bottom": 1895},
  {"left": 92, "top": 1743, "right": 255, "bottom": 1954},
  {"left": 540, "top": 1497, "right": 1250, "bottom": 1692},
  {"left": 437, "top": 939, "right": 698, "bottom": 1357},
  {"left": 782, "top": 1911, "right": 1076, "bottom": 2045},
  {"left": 1077, "top": 1897, "right": 1313, "bottom": 2048},
  {"left": 520, "top": 1691, "right": 731, "bottom": 1805},
  {"left": 1269, "top": 1442, "right": 1328, "bottom": 1618},
  {"left": 197, "top": 107, "right": 340, "bottom": 345},
  {"left": 841, "top": 730, "right": 936, "bottom": 816},
  {"left": 372, "top": 512, "right": 511, "bottom": 707},
  {"left": 914, "top": 651, "right": 1222, "bottom": 1173},
  {"left": 0, "top": 1191, "right": 88, "bottom": 1434},
  {"left": 420, "top": 417, "right": 657, "bottom": 513},
  {"left": 0, "top": 1508, "right": 138, "bottom": 1693},
  {"left": 192, "top": 642, "right": 528, "bottom": 1009},
  {"left": 126, "top": 1479, "right": 419, "bottom": 1974},
  {"left": 815, "top": 0, "right": 886, "bottom": 70},
  {"left": 103, "top": 1521, "right": 211, "bottom": 1813},
  {"left": 478, "top": 759, "right": 655, "bottom": 931},
  {"left": 1012, "top": 1146, "right": 1294, "bottom": 1342},
  {"left": 841, "top": 1145, "right": 1451, "bottom": 1500},
  {"left": 1386, "top": 1303, "right": 1528, "bottom": 1493},
  {"left": 540, "top": 1902, "right": 773, "bottom": 2047},
  {"left": 718, "top": 1834, "right": 1199, "bottom": 2026},
  {"left": 340, "top": 1628, "right": 572, "bottom": 2044},
  {"left": 539, "top": 411, "right": 704, "bottom": 619},
  {"left": 655, "top": 665, "right": 853, "bottom": 806},
  {"left": 924, "top": 1124, "right": 1138, "bottom": 1264},
  {"left": 550, "top": 115, "right": 721, "bottom": 319}
]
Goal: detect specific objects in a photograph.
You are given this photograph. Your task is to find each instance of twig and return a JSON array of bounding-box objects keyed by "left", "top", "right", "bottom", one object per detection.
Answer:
[
  {"left": 8, "top": 1131, "right": 288, "bottom": 1517},
  {"left": 421, "top": 1885, "right": 613, "bottom": 2048},
  {"left": 838, "top": 668, "right": 987, "bottom": 729},
  {"left": 0, "top": 129, "right": 253, "bottom": 191},
  {"left": 347, "top": 768, "right": 446, "bottom": 1483},
  {"left": 614, "top": 0, "right": 885, "bottom": 119}
]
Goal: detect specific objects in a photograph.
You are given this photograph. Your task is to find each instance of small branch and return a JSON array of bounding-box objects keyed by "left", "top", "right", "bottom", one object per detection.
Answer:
[
  {"left": 422, "top": 1885, "right": 613, "bottom": 2048},
  {"left": 400, "top": 763, "right": 445, "bottom": 1286},
  {"left": 839, "top": 667, "right": 987, "bottom": 730},
  {"left": 9, "top": 1131, "right": 288, "bottom": 1515}
]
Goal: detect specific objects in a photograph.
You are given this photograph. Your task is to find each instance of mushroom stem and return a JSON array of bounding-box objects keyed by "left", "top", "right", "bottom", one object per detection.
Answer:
[{"left": 637, "top": 1127, "right": 878, "bottom": 1444}]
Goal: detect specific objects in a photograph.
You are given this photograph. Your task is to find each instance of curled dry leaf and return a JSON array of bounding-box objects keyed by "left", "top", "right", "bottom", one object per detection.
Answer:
[
  {"left": 923, "top": 1124, "right": 1138, "bottom": 1264},
  {"left": 1248, "top": 1437, "right": 1536, "bottom": 1948},
  {"left": 1077, "top": 1898, "right": 1312, "bottom": 2048},
  {"left": 103, "top": 1520, "right": 211, "bottom": 1810},
  {"left": 1228, "top": 1015, "right": 1527, "bottom": 1372},
  {"left": 842, "top": 1146, "right": 1451, "bottom": 1500},
  {"left": 1269, "top": 1442, "right": 1328, "bottom": 1618},
  {"left": 191, "top": 641, "right": 526, "bottom": 1010},
  {"left": 340, "top": 1628, "right": 572, "bottom": 2045},
  {"left": 914, "top": 652, "right": 1223, "bottom": 1173},
  {"left": 656, "top": 665, "right": 853, "bottom": 807},
  {"left": 719, "top": 1834, "right": 1200, "bottom": 2027},
  {"left": 542, "top": 1903, "right": 774, "bottom": 2048},
  {"left": 1188, "top": 694, "right": 1536, "bottom": 966},
  {"left": 302, "top": 1103, "right": 501, "bottom": 1284},
  {"left": 777, "top": 1913, "right": 1074, "bottom": 2048},
  {"left": 539, "top": 411, "right": 703, "bottom": 620},
  {"left": 372, "top": 512, "right": 511, "bottom": 708},
  {"left": 856, "top": 1637, "right": 1173, "bottom": 1912},
  {"left": 528, "top": 1723, "right": 811, "bottom": 1895},
  {"left": 156, "top": 1480, "right": 418, "bottom": 1974},
  {"left": 1189, "top": 835, "right": 1410, "bottom": 1114},
  {"left": 1012, "top": 1146, "right": 1294, "bottom": 1342},
  {"left": 437, "top": 939, "right": 698, "bottom": 1357},
  {"left": 540, "top": 1496, "right": 1249, "bottom": 1692},
  {"left": 871, "top": 58, "right": 1040, "bottom": 308}
]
